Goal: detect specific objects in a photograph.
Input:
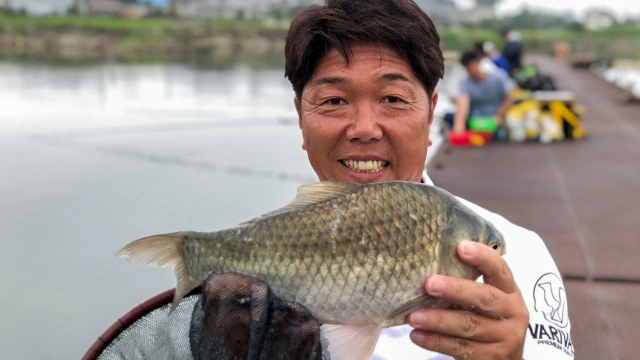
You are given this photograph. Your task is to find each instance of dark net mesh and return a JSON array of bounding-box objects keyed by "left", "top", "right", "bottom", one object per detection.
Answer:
[
  {"left": 97, "top": 294, "right": 197, "bottom": 360},
  {"left": 93, "top": 273, "right": 323, "bottom": 360}
]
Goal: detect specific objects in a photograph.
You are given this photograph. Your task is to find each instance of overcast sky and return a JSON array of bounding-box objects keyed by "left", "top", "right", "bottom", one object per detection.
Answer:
[{"left": 455, "top": 0, "right": 640, "bottom": 21}]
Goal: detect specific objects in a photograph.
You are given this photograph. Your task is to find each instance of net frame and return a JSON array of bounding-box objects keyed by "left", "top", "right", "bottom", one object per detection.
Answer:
[{"left": 82, "top": 287, "right": 201, "bottom": 360}]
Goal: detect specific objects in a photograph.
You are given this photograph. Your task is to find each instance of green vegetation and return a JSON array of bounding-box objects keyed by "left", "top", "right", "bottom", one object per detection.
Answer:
[
  {"left": 0, "top": 13, "right": 288, "bottom": 33},
  {"left": 438, "top": 27, "right": 501, "bottom": 51},
  {"left": 0, "top": 14, "right": 289, "bottom": 67},
  {"left": 0, "top": 13, "right": 180, "bottom": 31},
  {"left": 476, "top": 8, "right": 577, "bottom": 32},
  {"left": 0, "top": 11, "right": 638, "bottom": 66},
  {"left": 442, "top": 10, "right": 640, "bottom": 59}
]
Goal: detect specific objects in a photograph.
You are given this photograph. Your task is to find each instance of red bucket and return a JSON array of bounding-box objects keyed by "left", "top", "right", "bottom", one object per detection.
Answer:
[
  {"left": 447, "top": 131, "right": 490, "bottom": 147},
  {"left": 474, "top": 131, "right": 493, "bottom": 142}
]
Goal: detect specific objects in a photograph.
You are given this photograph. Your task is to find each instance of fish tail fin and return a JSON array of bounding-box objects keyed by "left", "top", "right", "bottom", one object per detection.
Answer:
[{"left": 118, "top": 231, "right": 200, "bottom": 312}]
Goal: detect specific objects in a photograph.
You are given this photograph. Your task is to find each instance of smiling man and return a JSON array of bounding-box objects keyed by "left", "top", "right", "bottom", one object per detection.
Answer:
[
  {"left": 285, "top": 0, "right": 574, "bottom": 359},
  {"left": 295, "top": 44, "right": 434, "bottom": 183}
]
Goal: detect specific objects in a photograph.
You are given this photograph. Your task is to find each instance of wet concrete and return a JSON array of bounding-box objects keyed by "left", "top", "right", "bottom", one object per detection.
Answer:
[{"left": 427, "top": 55, "right": 640, "bottom": 359}]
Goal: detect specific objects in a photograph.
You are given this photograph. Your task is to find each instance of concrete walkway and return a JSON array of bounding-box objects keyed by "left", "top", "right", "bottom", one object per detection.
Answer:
[{"left": 427, "top": 55, "right": 640, "bottom": 360}]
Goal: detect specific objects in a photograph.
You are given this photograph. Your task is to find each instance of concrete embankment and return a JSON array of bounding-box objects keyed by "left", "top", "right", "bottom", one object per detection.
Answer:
[{"left": 0, "top": 25, "right": 286, "bottom": 66}]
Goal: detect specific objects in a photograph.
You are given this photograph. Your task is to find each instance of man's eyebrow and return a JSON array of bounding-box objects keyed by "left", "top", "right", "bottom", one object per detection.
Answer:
[
  {"left": 379, "top": 73, "right": 410, "bottom": 82},
  {"left": 311, "top": 76, "right": 345, "bottom": 87}
]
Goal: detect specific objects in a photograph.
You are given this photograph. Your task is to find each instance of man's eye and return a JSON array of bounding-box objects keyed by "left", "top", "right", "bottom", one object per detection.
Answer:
[
  {"left": 382, "top": 96, "right": 403, "bottom": 104},
  {"left": 324, "top": 98, "right": 345, "bottom": 105}
]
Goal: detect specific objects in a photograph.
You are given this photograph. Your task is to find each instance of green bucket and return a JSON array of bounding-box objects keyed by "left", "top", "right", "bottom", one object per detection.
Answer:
[{"left": 468, "top": 116, "right": 498, "bottom": 133}]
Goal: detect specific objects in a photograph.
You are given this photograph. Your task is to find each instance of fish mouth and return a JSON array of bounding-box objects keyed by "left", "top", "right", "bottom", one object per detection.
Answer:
[{"left": 340, "top": 159, "right": 389, "bottom": 173}]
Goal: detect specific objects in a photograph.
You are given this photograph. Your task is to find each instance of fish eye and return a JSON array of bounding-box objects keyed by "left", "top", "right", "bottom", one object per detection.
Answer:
[{"left": 487, "top": 233, "right": 501, "bottom": 251}]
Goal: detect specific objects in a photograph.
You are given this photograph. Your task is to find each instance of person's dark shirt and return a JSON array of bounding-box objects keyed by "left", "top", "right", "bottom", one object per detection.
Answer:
[{"left": 502, "top": 41, "right": 522, "bottom": 75}]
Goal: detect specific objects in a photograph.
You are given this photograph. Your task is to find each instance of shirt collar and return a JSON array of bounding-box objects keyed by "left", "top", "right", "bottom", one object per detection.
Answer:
[{"left": 421, "top": 171, "right": 434, "bottom": 186}]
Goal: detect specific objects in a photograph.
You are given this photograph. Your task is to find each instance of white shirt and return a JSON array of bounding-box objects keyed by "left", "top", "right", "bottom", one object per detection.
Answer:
[
  {"left": 371, "top": 173, "right": 574, "bottom": 359},
  {"left": 479, "top": 57, "right": 499, "bottom": 76}
]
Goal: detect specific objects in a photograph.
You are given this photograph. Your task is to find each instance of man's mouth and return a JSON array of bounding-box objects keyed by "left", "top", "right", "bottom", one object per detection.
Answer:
[{"left": 340, "top": 159, "right": 389, "bottom": 173}]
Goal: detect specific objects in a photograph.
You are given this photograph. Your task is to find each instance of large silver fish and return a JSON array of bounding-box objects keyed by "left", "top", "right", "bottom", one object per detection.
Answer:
[{"left": 119, "top": 181, "right": 505, "bottom": 359}]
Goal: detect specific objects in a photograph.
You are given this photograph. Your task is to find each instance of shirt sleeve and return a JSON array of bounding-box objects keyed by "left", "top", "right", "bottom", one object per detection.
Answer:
[
  {"left": 456, "top": 79, "right": 470, "bottom": 98},
  {"left": 495, "top": 70, "right": 514, "bottom": 97}
]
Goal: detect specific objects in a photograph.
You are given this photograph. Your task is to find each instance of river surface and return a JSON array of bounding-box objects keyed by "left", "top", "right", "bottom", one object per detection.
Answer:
[
  {"left": 0, "top": 61, "right": 456, "bottom": 359},
  {"left": 597, "top": 66, "right": 640, "bottom": 98}
]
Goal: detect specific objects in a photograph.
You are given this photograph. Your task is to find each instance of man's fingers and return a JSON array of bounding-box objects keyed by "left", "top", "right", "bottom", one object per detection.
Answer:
[
  {"left": 457, "top": 241, "right": 517, "bottom": 294},
  {"left": 408, "top": 308, "right": 502, "bottom": 342},
  {"left": 408, "top": 242, "right": 529, "bottom": 359},
  {"left": 424, "top": 275, "right": 510, "bottom": 319}
]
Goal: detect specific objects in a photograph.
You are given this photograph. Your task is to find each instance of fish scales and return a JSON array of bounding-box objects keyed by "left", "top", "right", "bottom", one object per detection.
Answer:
[
  {"left": 120, "top": 181, "right": 505, "bottom": 329},
  {"left": 180, "top": 183, "right": 449, "bottom": 325}
]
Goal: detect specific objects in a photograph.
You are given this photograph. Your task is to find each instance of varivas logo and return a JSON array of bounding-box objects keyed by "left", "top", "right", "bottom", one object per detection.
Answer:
[
  {"left": 533, "top": 272, "right": 568, "bottom": 328},
  {"left": 528, "top": 273, "right": 574, "bottom": 357}
]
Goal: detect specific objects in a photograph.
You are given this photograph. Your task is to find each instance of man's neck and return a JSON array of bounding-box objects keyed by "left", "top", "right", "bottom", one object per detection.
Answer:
[{"left": 472, "top": 72, "right": 487, "bottom": 82}]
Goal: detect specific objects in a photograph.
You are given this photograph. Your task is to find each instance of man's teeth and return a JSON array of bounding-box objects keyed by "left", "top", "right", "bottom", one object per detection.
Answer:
[{"left": 342, "top": 160, "right": 388, "bottom": 173}]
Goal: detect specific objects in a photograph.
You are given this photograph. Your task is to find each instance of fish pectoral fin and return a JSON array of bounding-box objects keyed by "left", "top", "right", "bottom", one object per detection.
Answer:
[
  {"left": 320, "top": 324, "right": 382, "bottom": 360},
  {"left": 239, "top": 182, "right": 362, "bottom": 225},
  {"left": 386, "top": 294, "right": 449, "bottom": 321}
]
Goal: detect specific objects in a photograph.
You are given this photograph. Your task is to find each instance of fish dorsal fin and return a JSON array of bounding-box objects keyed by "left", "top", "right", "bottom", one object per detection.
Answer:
[
  {"left": 320, "top": 324, "right": 382, "bottom": 360},
  {"left": 294, "top": 181, "right": 363, "bottom": 205},
  {"left": 386, "top": 294, "right": 450, "bottom": 321},
  {"left": 239, "top": 182, "right": 363, "bottom": 225}
]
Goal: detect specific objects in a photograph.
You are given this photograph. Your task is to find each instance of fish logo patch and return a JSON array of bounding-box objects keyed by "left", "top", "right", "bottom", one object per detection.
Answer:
[
  {"left": 527, "top": 273, "right": 574, "bottom": 357},
  {"left": 533, "top": 273, "right": 568, "bottom": 328}
]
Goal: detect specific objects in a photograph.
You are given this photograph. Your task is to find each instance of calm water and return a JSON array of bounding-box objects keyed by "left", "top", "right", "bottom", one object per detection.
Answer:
[
  {"left": 0, "top": 62, "right": 453, "bottom": 359},
  {"left": 598, "top": 66, "right": 640, "bottom": 97}
]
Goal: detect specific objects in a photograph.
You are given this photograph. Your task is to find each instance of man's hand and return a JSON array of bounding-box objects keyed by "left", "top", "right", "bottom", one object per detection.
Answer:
[
  {"left": 452, "top": 95, "right": 471, "bottom": 134},
  {"left": 452, "top": 122, "right": 467, "bottom": 135},
  {"left": 493, "top": 113, "right": 505, "bottom": 127},
  {"left": 407, "top": 241, "right": 529, "bottom": 360}
]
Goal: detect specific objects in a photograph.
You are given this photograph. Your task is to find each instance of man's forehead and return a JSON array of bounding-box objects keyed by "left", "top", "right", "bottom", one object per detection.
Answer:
[
  {"left": 310, "top": 72, "right": 411, "bottom": 88},
  {"left": 308, "top": 46, "right": 416, "bottom": 86},
  {"left": 318, "top": 45, "right": 407, "bottom": 69}
]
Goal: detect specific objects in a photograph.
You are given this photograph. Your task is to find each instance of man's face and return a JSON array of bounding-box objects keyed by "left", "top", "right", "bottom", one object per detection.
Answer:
[
  {"left": 295, "top": 44, "right": 438, "bottom": 183},
  {"left": 466, "top": 59, "right": 484, "bottom": 80}
]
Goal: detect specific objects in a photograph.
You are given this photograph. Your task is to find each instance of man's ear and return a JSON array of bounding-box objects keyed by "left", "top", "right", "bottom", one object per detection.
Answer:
[
  {"left": 294, "top": 96, "right": 307, "bottom": 151},
  {"left": 428, "top": 91, "right": 439, "bottom": 126}
]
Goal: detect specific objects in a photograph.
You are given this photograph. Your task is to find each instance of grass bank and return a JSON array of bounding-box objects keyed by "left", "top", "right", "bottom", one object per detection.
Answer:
[
  {"left": 440, "top": 26, "right": 640, "bottom": 61},
  {"left": 0, "top": 14, "right": 289, "bottom": 67},
  {"left": 1, "top": 14, "right": 637, "bottom": 66}
]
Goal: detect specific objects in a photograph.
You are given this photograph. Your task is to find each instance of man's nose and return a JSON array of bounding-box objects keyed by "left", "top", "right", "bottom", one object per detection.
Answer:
[{"left": 345, "top": 103, "right": 383, "bottom": 142}]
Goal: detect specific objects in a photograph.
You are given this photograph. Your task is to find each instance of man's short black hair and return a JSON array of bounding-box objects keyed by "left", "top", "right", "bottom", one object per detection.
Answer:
[
  {"left": 285, "top": 0, "right": 444, "bottom": 100},
  {"left": 473, "top": 41, "right": 485, "bottom": 56},
  {"left": 460, "top": 50, "right": 480, "bottom": 67}
]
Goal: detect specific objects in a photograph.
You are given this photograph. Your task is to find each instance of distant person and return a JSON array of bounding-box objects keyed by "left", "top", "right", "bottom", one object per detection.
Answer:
[
  {"left": 446, "top": 50, "right": 513, "bottom": 134},
  {"left": 482, "top": 41, "right": 510, "bottom": 74},
  {"left": 501, "top": 27, "right": 523, "bottom": 76},
  {"left": 473, "top": 41, "right": 500, "bottom": 75}
]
